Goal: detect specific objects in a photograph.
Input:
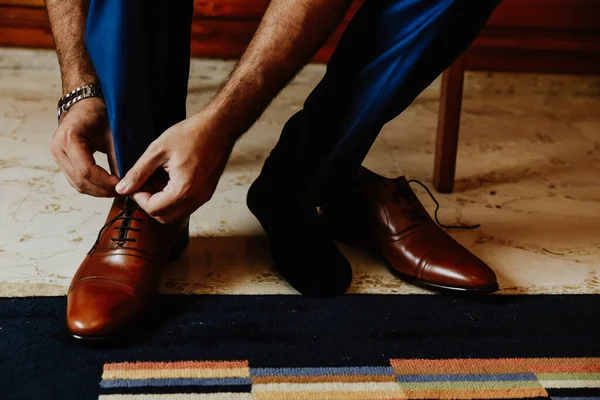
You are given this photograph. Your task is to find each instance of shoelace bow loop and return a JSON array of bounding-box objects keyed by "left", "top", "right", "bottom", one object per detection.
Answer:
[{"left": 393, "top": 178, "right": 480, "bottom": 230}]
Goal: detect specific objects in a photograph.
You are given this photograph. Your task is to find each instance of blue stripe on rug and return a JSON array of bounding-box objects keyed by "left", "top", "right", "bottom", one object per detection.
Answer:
[
  {"left": 395, "top": 373, "right": 539, "bottom": 383},
  {"left": 250, "top": 366, "right": 394, "bottom": 376},
  {"left": 100, "top": 377, "right": 252, "bottom": 388}
]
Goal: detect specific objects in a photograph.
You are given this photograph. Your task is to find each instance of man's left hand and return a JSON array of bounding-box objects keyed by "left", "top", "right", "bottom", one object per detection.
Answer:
[{"left": 115, "top": 112, "right": 234, "bottom": 224}]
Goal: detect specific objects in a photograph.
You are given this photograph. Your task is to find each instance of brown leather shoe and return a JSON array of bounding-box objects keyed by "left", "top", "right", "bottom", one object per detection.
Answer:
[
  {"left": 322, "top": 168, "right": 498, "bottom": 293},
  {"left": 66, "top": 197, "right": 189, "bottom": 340}
]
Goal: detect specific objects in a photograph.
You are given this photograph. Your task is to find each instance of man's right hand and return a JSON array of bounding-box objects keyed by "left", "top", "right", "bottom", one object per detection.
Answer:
[{"left": 49, "top": 98, "right": 120, "bottom": 197}]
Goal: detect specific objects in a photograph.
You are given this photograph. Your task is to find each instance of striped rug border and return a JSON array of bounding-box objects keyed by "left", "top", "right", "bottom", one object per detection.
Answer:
[{"left": 98, "top": 358, "right": 600, "bottom": 399}]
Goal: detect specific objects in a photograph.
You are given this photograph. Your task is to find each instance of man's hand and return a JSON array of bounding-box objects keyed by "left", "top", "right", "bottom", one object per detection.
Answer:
[
  {"left": 115, "top": 111, "right": 234, "bottom": 224},
  {"left": 115, "top": 0, "right": 352, "bottom": 223},
  {"left": 50, "top": 98, "right": 119, "bottom": 197}
]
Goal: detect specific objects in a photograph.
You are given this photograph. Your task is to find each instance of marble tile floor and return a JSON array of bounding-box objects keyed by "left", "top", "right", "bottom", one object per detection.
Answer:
[{"left": 1, "top": 48, "right": 600, "bottom": 297}]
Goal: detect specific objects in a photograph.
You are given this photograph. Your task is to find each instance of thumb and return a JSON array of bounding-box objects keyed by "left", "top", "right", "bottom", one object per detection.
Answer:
[{"left": 116, "top": 146, "right": 164, "bottom": 195}]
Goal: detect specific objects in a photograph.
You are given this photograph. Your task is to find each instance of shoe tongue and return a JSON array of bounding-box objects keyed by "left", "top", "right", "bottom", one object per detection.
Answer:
[
  {"left": 390, "top": 177, "right": 430, "bottom": 221},
  {"left": 395, "top": 176, "right": 409, "bottom": 188},
  {"left": 110, "top": 197, "right": 144, "bottom": 247},
  {"left": 124, "top": 196, "right": 138, "bottom": 209}
]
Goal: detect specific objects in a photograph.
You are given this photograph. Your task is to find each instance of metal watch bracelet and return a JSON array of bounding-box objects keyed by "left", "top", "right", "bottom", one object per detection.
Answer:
[{"left": 57, "top": 83, "right": 103, "bottom": 123}]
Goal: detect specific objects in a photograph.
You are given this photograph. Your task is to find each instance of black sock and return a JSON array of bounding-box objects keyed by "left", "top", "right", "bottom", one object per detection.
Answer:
[{"left": 246, "top": 173, "right": 352, "bottom": 297}]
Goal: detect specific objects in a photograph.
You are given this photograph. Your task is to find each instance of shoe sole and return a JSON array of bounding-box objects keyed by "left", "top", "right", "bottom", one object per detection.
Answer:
[
  {"left": 382, "top": 262, "right": 499, "bottom": 294},
  {"left": 68, "top": 311, "right": 141, "bottom": 344}
]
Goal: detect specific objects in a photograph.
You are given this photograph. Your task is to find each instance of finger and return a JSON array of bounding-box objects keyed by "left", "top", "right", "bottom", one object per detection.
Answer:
[
  {"left": 134, "top": 194, "right": 190, "bottom": 224},
  {"left": 132, "top": 177, "right": 189, "bottom": 220},
  {"left": 58, "top": 151, "right": 117, "bottom": 197},
  {"left": 51, "top": 150, "right": 78, "bottom": 190},
  {"left": 128, "top": 182, "right": 157, "bottom": 205},
  {"left": 64, "top": 139, "right": 120, "bottom": 192},
  {"left": 116, "top": 144, "right": 164, "bottom": 195},
  {"left": 132, "top": 187, "right": 178, "bottom": 218},
  {"left": 153, "top": 207, "right": 189, "bottom": 225},
  {"left": 135, "top": 183, "right": 203, "bottom": 224},
  {"left": 131, "top": 192, "right": 177, "bottom": 224}
]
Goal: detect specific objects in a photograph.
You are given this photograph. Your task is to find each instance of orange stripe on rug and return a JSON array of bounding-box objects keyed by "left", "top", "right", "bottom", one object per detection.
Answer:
[
  {"left": 103, "top": 361, "right": 249, "bottom": 371},
  {"left": 390, "top": 358, "right": 532, "bottom": 374},
  {"left": 525, "top": 358, "right": 600, "bottom": 373},
  {"left": 102, "top": 367, "right": 250, "bottom": 380},
  {"left": 400, "top": 388, "right": 548, "bottom": 399}
]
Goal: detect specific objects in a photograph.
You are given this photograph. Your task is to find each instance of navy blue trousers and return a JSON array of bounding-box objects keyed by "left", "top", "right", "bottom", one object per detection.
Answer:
[{"left": 86, "top": 0, "right": 499, "bottom": 202}]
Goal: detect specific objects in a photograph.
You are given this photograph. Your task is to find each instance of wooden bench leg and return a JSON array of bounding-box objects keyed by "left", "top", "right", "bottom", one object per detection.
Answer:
[{"left": 433, "top": 55, "right": 466, "bottom": 194}]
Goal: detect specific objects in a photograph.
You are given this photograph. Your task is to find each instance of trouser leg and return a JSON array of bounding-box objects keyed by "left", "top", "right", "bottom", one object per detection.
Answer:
[
  {"left": 85, "top": 0, "right": 193, "bottom": 176},
  {"left": 264, "top": 0, "right": 500, "bottom": 203}
]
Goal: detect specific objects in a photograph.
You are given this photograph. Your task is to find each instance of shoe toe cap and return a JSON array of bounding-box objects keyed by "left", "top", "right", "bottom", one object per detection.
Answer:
[
  {"left": 67, "top": 280, "right": 140, "bottom": 338},
  {"left": 421, "top": 249, "right": 498, "bottom": 292}
]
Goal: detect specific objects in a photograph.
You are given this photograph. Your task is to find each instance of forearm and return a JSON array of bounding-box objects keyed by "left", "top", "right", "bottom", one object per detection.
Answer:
[
  {"left": 204, "top": 0, "right": 353, "bottom": 142},
  {"left": 46, "top": 0, "right": 98, "bottom": 94}
]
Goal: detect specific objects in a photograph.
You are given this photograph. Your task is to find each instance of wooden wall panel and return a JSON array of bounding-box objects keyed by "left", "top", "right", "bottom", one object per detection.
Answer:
[
  {"left": 0, "top": 1, "right": 356, "bottom": 62},
  {"left": 193, "top": 0, "right": 271, "bottom": 19},
  {"left": 1, "top": 0, "right": 600, "bottom": 74},
  {"left": 487, "top": 0, "right": 600, "bottom": 30},
  {"left": 0, "top": 0, "right": 43, "bottom": 6},
  {"left": 0, "top": 5, "right": 54, "bottom": 48}
]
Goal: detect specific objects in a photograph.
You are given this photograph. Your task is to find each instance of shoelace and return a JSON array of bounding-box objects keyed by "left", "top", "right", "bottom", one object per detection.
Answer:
[
  {"left": 92, "top": 198, "right": 143, "bottom": 248},
  {"left": 394, "top": 178, "right": 480, "bottom": 230}
]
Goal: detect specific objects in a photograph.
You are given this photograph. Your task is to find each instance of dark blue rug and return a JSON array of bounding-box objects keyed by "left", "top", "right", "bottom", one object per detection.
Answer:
[{"left": 1, "top": 295, "right": 599, "bottom": 399}]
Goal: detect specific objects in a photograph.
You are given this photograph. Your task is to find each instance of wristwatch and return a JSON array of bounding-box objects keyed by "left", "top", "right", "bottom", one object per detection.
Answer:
[{"left": 57, "top": 83, "right": 103, "bottom": 123}]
